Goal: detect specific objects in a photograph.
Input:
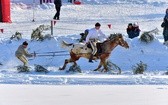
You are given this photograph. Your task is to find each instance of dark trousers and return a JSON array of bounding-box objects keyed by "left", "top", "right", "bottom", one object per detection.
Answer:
[
  {"left": 46, "top": 0, "right": 52, "bottom": 3},
  {"left": 40, "top": 0, "right": 46, "bottom": 4},
  {"left": 163, "top": 28, "right": 168, "bottom": 42},
  {"left": 53, "top": 6, "right": 61, "bottom": 20},
  {"left": 0, "top": 0, "right": 2, "bottom": 22}
]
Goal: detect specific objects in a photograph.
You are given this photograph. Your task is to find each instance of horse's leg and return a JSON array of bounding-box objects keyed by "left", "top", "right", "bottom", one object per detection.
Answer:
[
  {"left": 101, "top": 59, "right": 108, "bottom": 72},
  {"left": 59, "top": 59, "right": 69, "bottom": 70},
  {"left": 103, "top": 63, "right": 108, "bottom": 72},
  {"left": 59, "top": 57, "right": 78, "bottom": 70},
  {"left": 93, "top": 62, "right": 102, "bottom": 71}
]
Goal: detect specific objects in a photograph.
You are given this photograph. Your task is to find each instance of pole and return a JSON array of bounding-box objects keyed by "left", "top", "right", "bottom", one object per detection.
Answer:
[
  {"left": 32, "top": 0, "right": 35, "bottom": 22},
  {"left": 51, "top": 20, "right": 53, "bottom": 35}
]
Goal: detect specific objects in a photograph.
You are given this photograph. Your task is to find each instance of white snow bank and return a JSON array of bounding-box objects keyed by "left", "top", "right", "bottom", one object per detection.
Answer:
[{"left": 0, "top": 84, "right": 168, "bottom": 105}]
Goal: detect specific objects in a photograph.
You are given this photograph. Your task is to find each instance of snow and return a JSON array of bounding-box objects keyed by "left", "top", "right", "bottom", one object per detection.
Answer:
[
  {"left": 0, "top": 0, "right": 168, "bottom": 105},
  {"left": 0, "top": 85, "right": 168, "bottom": 105}
]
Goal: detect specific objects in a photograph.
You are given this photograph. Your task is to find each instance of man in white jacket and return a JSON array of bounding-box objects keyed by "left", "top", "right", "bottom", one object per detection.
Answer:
[{"left": 85, "top": 22, "right": 107, "bottom": 63}]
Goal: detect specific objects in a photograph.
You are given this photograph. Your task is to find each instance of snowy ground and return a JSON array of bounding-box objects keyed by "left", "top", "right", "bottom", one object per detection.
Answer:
[
  {"left": 1, "top": 0, "right": 168, "bottom": 84},
  {"left": 0, "top": 0, "right": 168, "bottom": 104},
  {"left": 0, "top": 85, "right": 168, "bottom": 105}
]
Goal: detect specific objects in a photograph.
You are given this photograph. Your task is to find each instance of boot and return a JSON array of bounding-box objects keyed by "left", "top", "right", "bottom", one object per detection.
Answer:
[
  {"left": 56, "top": 17, "right": 60, "bottom": 20},
  {"left": 89, "top": 54, "right": 94, "bottom": 63}
]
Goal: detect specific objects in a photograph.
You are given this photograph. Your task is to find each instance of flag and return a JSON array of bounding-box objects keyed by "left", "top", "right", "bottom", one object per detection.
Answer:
[
  {"left": 0, "top": 29, "right": 4, "bottom": 33},
  {"left": 108, "top": 24, "right": 112, "bottom": 29}
]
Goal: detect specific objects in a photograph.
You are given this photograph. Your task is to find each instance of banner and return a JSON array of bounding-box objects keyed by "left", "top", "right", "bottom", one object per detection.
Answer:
[
  {"left": 0, "top": 0, "right": 11, "bottom": 23},
  {"left": 0, "top": 0, "right": 2, "bottom": 22}
]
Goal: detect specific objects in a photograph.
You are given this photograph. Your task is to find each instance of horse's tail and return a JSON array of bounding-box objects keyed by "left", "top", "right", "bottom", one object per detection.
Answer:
[{"left": 61, "top": 40, "right": 74, "bottom": 51}]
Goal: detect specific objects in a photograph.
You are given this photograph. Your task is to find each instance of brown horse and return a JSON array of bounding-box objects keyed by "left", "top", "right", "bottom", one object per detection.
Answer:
[{"left": 59, "top": 33, "right": 129, "bottom": 72}]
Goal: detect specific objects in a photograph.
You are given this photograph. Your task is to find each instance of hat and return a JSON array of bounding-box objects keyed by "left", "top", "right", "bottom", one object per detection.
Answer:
[
  {"left": 22, "top": 41, "right": 28, "bottom": 45},
  {"left": 133, "top": 22, "right": 139, "bottom": 27},
  {"left": 128, "top": 23, "right": 132, "bottom": 26},
  {"left": 95, "top": 22, "right": 101, "bottom": 27}
]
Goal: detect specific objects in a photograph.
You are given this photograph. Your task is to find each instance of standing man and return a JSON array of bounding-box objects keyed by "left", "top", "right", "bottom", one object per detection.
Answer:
[
  {"left": 53, "top": 0, "right": 62, "bottom": 20},
  {"left": 15, "top": 41, "right": 34, "bottom": 67},
  {"left": 161, "top": 8, "right": 168, "bottom": 43},
  {"left": 85, "top": 22, "right": 107, "bottom": 63}
]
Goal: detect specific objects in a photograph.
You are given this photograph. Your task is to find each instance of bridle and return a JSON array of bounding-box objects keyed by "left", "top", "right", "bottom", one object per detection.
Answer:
[{"left": 113, "top": 37, "right": 125, "bottom": 46}]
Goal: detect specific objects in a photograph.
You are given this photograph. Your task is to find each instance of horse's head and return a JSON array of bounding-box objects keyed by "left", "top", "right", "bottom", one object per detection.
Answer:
[{"left": 109, "top": 33, "right": 129, "bottom": 49}]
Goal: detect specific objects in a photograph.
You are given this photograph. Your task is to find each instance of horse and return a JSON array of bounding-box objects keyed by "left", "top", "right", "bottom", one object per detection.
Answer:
[{"left": 59, "top": 33, "right": 129, "bottom": 72}]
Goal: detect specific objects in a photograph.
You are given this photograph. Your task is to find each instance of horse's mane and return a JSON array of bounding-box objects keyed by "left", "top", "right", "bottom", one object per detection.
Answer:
[{"left": 108, "top": 33, "right": 123, "bottom": 41}]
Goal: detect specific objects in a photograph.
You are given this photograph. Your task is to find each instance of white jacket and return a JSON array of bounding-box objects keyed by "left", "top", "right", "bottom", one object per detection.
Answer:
[{"left": 85, "top": 28, "right": 107, "bottom": 43}]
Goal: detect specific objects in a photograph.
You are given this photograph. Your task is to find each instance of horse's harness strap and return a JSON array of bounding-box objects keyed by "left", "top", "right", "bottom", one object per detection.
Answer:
[
  {"left": 115, "top": 39, "right": 124, "bottom": 46},
  {"left": 89, "top": 38, "right": 98, "bottom": 42}
]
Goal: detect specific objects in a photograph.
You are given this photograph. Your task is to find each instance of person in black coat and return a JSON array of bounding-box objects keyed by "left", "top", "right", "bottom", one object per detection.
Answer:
[
  {"left": 161, "top": 8, "right": 168, "bottom": 42},
  {"left": 53, "top": 0, "right": 62, "bottom": 20}
]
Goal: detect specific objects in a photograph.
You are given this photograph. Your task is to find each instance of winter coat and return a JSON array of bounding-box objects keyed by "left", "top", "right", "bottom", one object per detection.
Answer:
[
  {"left": 15, "top": 45, "right": 33, "bottom": 57},
  {"left": 161, "top": 16, "right": 168, "bottom": 29},
  {"left": 127, "top": 27, "right": 140, "bottom": 39},
  {"left": 54, "top": 0, "right": 62, "bottom": 6},
  {"left": 85, "top": 28, "right": 107, "bottom": 43},
  {"left": 127, "top": 28, "right": 135, "bottom": 39},
  {"left": 134, "top": 27, "right": 140, "bottom": 37},
  {"left": 161, "top": 14, "right": 168, "bottom": 41}
]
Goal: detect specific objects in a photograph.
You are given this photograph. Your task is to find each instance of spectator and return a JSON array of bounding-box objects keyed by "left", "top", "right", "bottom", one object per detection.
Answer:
[
  {"left": 53, "top": 0, "right": 62, "bottom": 20},
  {"left": 161, "top": 8, "right": 168, "bottom": 43},
  {"left": 127, "top": 23, "right": 140, "bottom": 39}
]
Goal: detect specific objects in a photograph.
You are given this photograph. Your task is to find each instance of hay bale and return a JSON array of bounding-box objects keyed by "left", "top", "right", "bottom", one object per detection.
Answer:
[
  {"left": 140, "top": 32, "right": 154, "bottom": 43},
  {"left": 132, "top": 61, "right": 147, "bottom": 74},
  {"left": 34, "top": 64, "right": 49, "bottom": 73},
  {"left": 140, "top": 28, "right": 158, "bottom": 43},
  {"left": 10, "top": 31, "right": 22, "bottom": 40},
  {"left": 17, "top": 65, "right": 30, "bottom": 72},
  {"left": 68, "top": 65, "right": 81, "bottom": 73},
  {"left": 31, "top": 25, "right": 51, "bottom": 41},
  {"left": 106, "top": 60, "right": 121, "bottom": 74},
  {"left": 164, "top": 71, "right": 168, "bottom": 75}
]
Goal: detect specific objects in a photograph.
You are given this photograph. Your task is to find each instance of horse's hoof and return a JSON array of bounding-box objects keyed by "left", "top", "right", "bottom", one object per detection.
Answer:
[
  {"left": 93, "top": 69, "right": 98, "bottom": 71},
  {"left": 59, "top": 67, "right": 64, "bottom": 70},
  {"left": 104, "top": 70, "right": 108, "bottom": 72},
  {"left": 101, "top": 69, "right": 107, "bottom": 72}
]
